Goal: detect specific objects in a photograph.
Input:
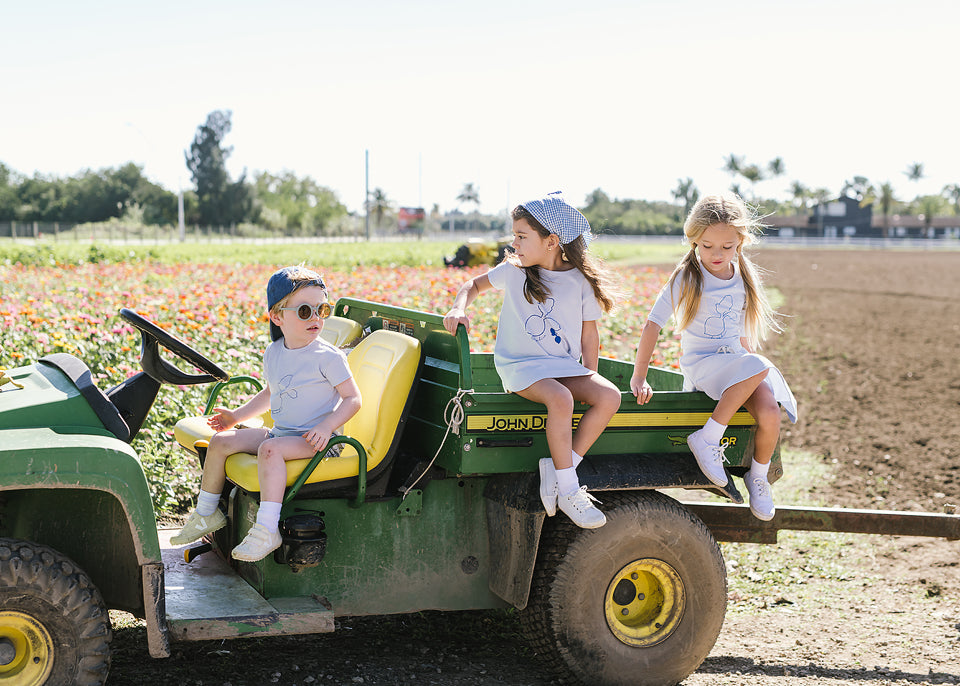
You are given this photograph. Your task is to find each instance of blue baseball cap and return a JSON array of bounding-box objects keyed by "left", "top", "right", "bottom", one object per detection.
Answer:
[{"left": 267, "top": 266, "right": 326, "bottom": 341}]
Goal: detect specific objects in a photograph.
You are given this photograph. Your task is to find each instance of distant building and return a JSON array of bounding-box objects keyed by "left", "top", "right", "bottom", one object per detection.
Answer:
[
  {"left": 765, "top": 197, "right": 959, "bottom": 239},
  {"left": 763, "top": 196, "right": 870, "bottom": 237},
  {"left": 808, "top": 196, "right": 872, "bottom": 237}
]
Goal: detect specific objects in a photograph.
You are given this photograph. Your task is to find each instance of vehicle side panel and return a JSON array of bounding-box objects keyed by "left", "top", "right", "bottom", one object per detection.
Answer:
[
  {"left": 229, "top": 477, "right": 508, "bottom": 616},
  {"left": 0, "top": 427, "right": 161, "bottom": 614}
]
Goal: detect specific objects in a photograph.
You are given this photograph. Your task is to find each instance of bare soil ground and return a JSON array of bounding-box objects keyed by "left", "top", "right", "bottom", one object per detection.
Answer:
[
  {"left": 107, "top": 248, "right": 960, "bottom": 685},
  {"left": 683, "top": 248, "right": 960, "bottom": 686}
]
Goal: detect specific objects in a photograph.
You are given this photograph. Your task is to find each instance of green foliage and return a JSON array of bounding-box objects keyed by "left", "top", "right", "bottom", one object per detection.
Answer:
[
  {"left": 185, "top": 110, "right": 252, "bottom": 227},
  {"left": 581, "top": 188, "right": 683, "bottom": 235},
  {"left": 0, "top": 240, "right": 466, "bottom": 269},
  {"left": 0, "top": 237, "right": 685, "bottom": 271},
  {"left": 367, "top": 188, "right": 393, "bottom": 230},
  {"left": 0, "top": 243, "right": 164, "bottom": 267},
  {"left": 252, "top": 171, "right": 348, "bottom": 234},
  {"left": 0, "top": 163, "right": 177, "bottom": 225},
  {"left": 0, "top": 163, "right": 20, "bottom": 219}
]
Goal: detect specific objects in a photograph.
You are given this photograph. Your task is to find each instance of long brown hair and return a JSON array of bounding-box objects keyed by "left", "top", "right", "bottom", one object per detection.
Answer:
[
  {"left": 667, "top": 193, "right": 780, "bottom": 349},
  {"left": 509, "top": 206, "right": 619, "bottom": 312}
]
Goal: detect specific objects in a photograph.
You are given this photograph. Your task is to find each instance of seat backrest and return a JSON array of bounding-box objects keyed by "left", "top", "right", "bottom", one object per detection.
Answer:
[
  {"left": 342, "top": 329, "right": 421, "bottom": 471},
  {"left": 218, "top": 328, "right": 421, "bottom": 495},
  {"left": 319, "top": 316, "right": 363, "bottom": 348}
]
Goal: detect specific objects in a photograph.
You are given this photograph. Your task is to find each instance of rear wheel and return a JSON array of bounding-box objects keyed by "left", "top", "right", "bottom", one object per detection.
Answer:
[
  {"left": 0, "top": 539, "right": 112, "bottom": 686},
  {"left": 521, "top": 491, "right": 726, "bottom": 686}
]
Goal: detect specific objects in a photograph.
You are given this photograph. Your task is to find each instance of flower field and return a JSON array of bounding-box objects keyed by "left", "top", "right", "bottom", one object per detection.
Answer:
[{"left": 1, "top": 255, "right": 680, "bottom": 515}]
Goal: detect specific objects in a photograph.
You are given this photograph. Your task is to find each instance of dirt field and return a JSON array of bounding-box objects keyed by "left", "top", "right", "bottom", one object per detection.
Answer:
[
  {"left": 756, "top": 249, "right": 960, "bottom": 514},
  {"left": 683, "top": 248, "right": 960, "bottom": 686},
  {"left": 107, "top": 248, "right": 960, "bottom": 686}
]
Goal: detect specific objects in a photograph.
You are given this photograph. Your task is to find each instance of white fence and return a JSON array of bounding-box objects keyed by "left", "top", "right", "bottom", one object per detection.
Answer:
[{"left": 2, "top": 220, "right": 958, "bottom": 250}]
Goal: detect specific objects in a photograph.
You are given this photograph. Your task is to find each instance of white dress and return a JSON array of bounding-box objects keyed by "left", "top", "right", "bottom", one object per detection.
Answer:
[
  {"left": 647, "top": 260, "right": 798, "bottom": 423},
  {"left": 486, "top": 261, "right": 602, "bottom": 393}
]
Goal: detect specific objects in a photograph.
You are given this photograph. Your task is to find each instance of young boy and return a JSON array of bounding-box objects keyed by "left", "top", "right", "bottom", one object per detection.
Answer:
[{"left": 171, "top": 265, "right": 362, "bottom": 561}]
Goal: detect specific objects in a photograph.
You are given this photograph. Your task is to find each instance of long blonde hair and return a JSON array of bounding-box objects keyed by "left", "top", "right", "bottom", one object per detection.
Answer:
[
  {"left": 668, "top": 193, "right": 780, "bottom": 350},
  {"left": 509, "top": 205, "right": 620, "bottom": 312}
]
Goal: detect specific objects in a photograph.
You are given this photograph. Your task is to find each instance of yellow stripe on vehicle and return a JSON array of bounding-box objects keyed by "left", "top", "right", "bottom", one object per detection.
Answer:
[{"left": 466, "top": 411, "right": 755, "bottom": 432}]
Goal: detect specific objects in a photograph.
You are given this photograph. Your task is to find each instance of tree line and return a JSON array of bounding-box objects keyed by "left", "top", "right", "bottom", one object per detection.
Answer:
[
  {"left": 3, "top": 112, "right": 959, "bottom": 237},
  {"left": 1, "top": 110, "right": 349, "bottom": 236}
]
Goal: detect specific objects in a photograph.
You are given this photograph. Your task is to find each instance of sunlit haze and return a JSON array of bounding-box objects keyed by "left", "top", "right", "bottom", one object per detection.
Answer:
[{"left": 4, "top": 0, "right": 956, "bottom": 214}]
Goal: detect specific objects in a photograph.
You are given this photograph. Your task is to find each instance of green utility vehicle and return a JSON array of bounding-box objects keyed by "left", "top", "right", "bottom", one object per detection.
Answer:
[{"left": 1, "top": 298, "right": 957, "bottom": 686}]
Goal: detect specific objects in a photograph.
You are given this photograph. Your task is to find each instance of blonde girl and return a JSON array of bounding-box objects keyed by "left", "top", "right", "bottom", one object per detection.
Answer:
[
  {"left": 630, "top": 192, "right": 797, "bottom": 520},
  {"left": 444, "top": 191, "right": 622, "bottom": 529}
]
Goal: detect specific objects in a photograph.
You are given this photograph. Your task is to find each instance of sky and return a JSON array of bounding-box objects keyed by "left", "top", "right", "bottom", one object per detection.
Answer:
[{"left": 2, "top": 0, "right": 958, "bottom": 216}]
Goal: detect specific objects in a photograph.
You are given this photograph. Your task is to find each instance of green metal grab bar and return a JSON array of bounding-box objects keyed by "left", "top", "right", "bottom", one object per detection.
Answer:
[
  {"left": 282, "top": 435, "right": 368, "bottom": 508},
  {"left": 202, "top": 375, "right": 264, "bottom": 415}
]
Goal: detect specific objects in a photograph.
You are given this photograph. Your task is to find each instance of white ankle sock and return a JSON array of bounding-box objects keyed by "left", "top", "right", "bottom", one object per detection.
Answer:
[
  {"left": 196, "top": 489, "right": 220, "bottom": 517},
  {"left": 572, "top": 450, "right": 584, "bottom": 467},
  {"left": 255, "top": 501, "right": 283, "bottom": 532},
  {"left": 749, "top": 459, "right": 770, "bottom": 480},
  {"left": 556, "top": 466, "right": 580, "bottom": 497},
  {"left": 702, "top": 418, "right": 726, "bottom": 445}
]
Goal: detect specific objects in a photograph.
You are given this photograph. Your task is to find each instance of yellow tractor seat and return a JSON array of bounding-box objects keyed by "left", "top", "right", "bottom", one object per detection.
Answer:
[
  {"left": 224, "top": 329, "right": 422, "bottom": 497},
  {"left": 320, "top": 315, "right": 363, "bottom": 348},
  {"left": 173, "top": 316, "right": 364, "bottom": 455}
]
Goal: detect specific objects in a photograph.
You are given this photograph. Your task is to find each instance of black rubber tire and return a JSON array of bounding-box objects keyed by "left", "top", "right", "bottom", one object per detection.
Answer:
[
  {"left": 0, "top": 538, "right": 112, "bottom": 686},
  {"left": 521, "top": 491, "right": 727, "bottom": 686}
]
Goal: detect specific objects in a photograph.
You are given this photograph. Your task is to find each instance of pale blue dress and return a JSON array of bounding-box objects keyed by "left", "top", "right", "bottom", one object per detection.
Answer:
[
  {"left": 486, "top": 261, "right": 602, "bottom": 393},
  {"left": 647, "top": 260, "right": 798, "bottom": 423}
]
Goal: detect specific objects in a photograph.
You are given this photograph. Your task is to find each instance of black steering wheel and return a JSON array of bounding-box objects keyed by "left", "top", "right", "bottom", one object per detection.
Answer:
[{"left": 120, "top": 308, "right": 230, "bottom": 385}]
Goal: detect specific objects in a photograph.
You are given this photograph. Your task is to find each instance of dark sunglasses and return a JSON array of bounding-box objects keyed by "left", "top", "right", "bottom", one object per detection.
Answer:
[{"left": 280, "top": 302, "right": 332, "bottom": 321}]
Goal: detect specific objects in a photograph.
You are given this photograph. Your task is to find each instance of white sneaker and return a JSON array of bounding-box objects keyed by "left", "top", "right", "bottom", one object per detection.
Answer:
[
  {"left": 231, "top": 523, "right": 283, "bottom": 562},
  {"left": 539, "top": 458, "right": 558, "bottom": 517},
  {"left": 170, "top": 509, "right": 226, "bottom": 545},
  {"left": 686, "top": 429, "right": 728, "bottom": 486},
  {"left": 746, "top": 476, "right": 776, "bottom": 521},
  {"left": 557, "top": 486, "right": 606, "bottom": 529}
]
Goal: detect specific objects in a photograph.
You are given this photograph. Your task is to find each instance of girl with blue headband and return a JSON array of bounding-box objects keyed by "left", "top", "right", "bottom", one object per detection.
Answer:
[{"left": 444, "top": 191, "right": 621, "bottom": 528}]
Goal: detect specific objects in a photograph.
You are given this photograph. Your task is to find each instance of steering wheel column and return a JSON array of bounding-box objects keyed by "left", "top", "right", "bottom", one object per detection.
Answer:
[{"left": 103, "top": 310, "right": 231, "bottom": 441}]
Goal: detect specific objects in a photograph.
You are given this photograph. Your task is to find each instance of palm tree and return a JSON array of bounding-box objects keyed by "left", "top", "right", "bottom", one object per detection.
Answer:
[
  {"left": 811, "top": 187, "right": 831, "bottom": 235},
  {"left": 738, "top": 164, "right": 765, "bottom": 201},
  {"left": 457, "top": 183, "right": 480, "bottom": 233},
  {"left": 917, "top": 194, "right": 944, "bottom": 238},
  {"left": 941, "top": 183, "right": 960, "bottom": 216},
  {"left": 875, "top": 182, "right": 897, "bottom": 238},
  {"left": 903, "top": 163, "right": 925, "bottom": 234},
  {"left": 789, "top": 181, "right": 810, "bottom": 216},
  {"left": 368, "top": 188, "right": 392, "bottom": 233},
  {"left": 723, "top": 154, "right": 744, "bottom": 181},
  {"left": 762, "top": 157, "right": 786, "bottom": 202},
  {"left": 767, "top": 157, "right": 786, "bottom": 178},
  {"left": 905, "top": 162, "right": 924, "bottom": 183},
  {"left": 671, "top": 177, "right": 699, "bottom": 221},
  {"left": 842, "top": 176, "right": 871, "bottom": 203}
]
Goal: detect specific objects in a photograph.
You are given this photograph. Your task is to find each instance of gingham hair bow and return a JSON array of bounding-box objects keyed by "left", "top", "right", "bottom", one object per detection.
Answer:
[{"left": 520, "top": 191, "right": 593, "bottom": 245}]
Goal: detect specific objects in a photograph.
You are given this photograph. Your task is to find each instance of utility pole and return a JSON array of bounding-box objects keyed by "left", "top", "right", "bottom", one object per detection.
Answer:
[{"left": 364, "top": 149, "right": 370, "bottom": 241}]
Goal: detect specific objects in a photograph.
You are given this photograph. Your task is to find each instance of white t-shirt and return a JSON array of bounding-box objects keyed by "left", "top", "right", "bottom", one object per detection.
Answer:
[
  {"left": 647, "top": 259, "right": 747, "bottom": 367},
  {"left": 262, "top": 337, "right": 353, "bottom": 437},
  {"left": 647, "top": 259, "right": 798, "bottom": 422},
  {"left": 486, "top": 261, "right": 602, "bottom": 393}
]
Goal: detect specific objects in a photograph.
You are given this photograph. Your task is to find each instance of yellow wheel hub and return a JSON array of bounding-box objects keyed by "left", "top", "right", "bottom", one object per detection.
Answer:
[
  {"left": 604, "top": 558, "right": 685, "bottom": 647},
  {"left": 0, "top": 611, "right": 54, "bottom": 685}
]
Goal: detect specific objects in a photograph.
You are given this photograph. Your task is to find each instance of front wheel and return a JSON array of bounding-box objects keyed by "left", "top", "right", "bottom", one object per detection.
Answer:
[
  {"left": 0, "top": 539, "right": 112, "bottom": 686},
  {"left": 521, "top": 491, "right": 727, "bottom": 686}
]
